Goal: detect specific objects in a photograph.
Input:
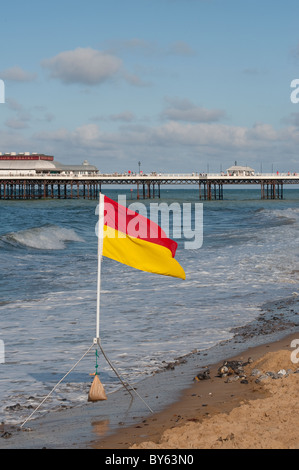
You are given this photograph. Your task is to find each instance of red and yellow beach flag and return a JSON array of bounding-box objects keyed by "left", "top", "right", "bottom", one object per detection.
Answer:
[{"left": 98, "top": 194, "right": 185, "bottom": 280}]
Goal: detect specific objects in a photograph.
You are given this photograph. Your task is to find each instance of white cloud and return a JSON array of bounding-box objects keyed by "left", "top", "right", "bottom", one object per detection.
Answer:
[
  {"left": 35, "top": 124, "right": 104, "bottom": 148},
  {"left": 5, "top": 118, "right": 29, "bottom": 129},
  {"left": 247, "top": 123, "right": 278, "bottom": 141},
  {"left": 41, "top": 47, "right": 122, "bottom": 85},
  {"left": 0, "top": 66, "right": 37, "bottom": 82},
  {"left": 33, "top": 120, "right": 297, "bottom": 157},
  {"left": 0, "top": 129, "right": 32, "bottom": 151},
  {"left": 161, "top": 97, "right": 226, "bottom": 122},
  {"left": 122, "top": 71, "right": 151, "bottom": 87},
  {"left": 4, "top": 116, "right": 296, "bottom": 172},
  {"left": 110, "top": 112, "right": 135, "bottom": 122},
  {"left": 151, "top": 121, "right": 247, "bottom": 148}
]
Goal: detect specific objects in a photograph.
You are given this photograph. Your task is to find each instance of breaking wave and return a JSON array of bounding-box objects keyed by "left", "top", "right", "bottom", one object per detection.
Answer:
[
  {"left": 0, "top": 225, "right": 84, "bottom": 250},
  {"left": 255, "top": 207, "right": 298, "bottom": 226}
]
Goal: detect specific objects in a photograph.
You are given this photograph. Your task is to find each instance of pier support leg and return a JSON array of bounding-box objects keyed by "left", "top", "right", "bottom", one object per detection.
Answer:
[
  {"left": 219, "top": 183, "right": 223, "bottom": 200},
  {"left": 207, "top": 182, "right": 212, "bottom": 200}
]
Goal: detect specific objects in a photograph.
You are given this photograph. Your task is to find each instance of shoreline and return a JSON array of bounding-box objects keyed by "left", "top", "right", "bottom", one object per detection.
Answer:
[
  {"left": 93, "top": 331, "right": 299, "bottom": 450},
  {"left": 0, "top": 329, "right": 298, "bottom": 449},
  {"left": 0, "top": 294, "right": 298, "bottom": 449}
]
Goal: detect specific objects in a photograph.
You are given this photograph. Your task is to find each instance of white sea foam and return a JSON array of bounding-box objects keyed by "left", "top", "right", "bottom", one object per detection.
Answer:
[{"left": 1, "top": 225, "right": 84, "bottom": 250}]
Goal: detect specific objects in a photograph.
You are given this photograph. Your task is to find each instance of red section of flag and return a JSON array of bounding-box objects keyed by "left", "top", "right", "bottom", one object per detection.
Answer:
[{"left": 103, "top": 195, "right": 178, "bottom": 257}]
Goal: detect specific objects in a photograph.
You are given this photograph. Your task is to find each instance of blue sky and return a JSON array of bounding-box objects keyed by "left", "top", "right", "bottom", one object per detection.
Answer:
[{"left": 1, "top": 0, "right": 299, "bottom": 173}]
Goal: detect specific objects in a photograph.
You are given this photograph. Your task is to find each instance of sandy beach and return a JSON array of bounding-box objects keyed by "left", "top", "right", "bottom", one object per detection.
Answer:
[
  {"left": 94, "top": 332, "right": 299, "bottom": 450},
  {"left": 0, "top": 330, "right": 298, "bottom": 449}
]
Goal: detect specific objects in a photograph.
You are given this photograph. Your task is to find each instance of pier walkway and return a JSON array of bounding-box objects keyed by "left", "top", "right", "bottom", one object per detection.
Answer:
[{"left": 0, "top": 173, "right": 298, "bottom": 200}]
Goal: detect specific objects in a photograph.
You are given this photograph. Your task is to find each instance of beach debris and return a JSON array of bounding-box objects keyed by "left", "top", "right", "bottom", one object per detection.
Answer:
[
  {"left": 254, "top": 367, "right": 296, "bottom": 382},
  {"left": 197, "top": 355, "right": 297, "bottom": 390},
  {"left": 88, "top": 375, "right": 107, "bottom": 402},
  {"left": 217, "top": 360, "right": 247, "bottom": 378},
  {"left": 218, "top": 365, "right": 229, "bottom": 377},
  {"left": 255, "top": 375, "right": 270, "bottom": 384},
  {"left": 224, "top": 376, "right": 239, "bottom": 383},
  {"left": 240, "top": 379, "right": 249, "bottom": 384},
  {"left": 194, "top": 369, "right": 211, "bottom": 381}
]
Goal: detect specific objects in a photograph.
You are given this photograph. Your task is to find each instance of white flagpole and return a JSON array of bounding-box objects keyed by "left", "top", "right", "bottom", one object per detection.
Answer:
[{"left": 95, "top": 192, "right": 104, "bottom": 343}]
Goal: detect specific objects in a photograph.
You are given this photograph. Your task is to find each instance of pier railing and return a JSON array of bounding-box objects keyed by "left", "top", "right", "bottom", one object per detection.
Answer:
[
  {"left": 0, "top": 172, "right": 297, "bottom": 179},
  {"left": 0, "top": 172, "right": 298, "bottom": 200}
]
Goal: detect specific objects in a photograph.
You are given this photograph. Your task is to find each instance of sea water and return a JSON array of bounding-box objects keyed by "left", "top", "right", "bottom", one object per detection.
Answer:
[{"left": 0, "top": 187, "right": 299, "bottom": 424}]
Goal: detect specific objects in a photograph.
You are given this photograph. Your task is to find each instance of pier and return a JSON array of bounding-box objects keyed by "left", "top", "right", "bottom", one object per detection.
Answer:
[{"left": 0, "top": 173, "right": 298, "bottom": 200}]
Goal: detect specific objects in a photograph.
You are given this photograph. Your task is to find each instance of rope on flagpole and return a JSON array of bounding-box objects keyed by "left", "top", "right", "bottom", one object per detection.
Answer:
[
  {"left": 20, "top": 342, "right": 95, "bottom": 429},
  {"left": 20, "top": 339, "right": 153, "bottom": 430},
  {"left": 97, "top": 340, "right": 154, "bottom": 414}
]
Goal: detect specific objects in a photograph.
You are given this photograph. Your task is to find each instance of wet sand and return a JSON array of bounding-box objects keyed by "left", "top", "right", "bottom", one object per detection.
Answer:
[
  {"left": 0, "top": 295, "right": 298, "bottom": 449},
  {"left": 94, "top": 332, "right": 299, "bottom": 450},
  {"left": 1, "top": 331, "right": 298, "bottom": 449}
]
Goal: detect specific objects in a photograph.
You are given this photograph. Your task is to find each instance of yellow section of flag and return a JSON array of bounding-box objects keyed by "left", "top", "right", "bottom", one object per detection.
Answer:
[{"left": 103, "top": 225, "right": 185, "bottom": 279}]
